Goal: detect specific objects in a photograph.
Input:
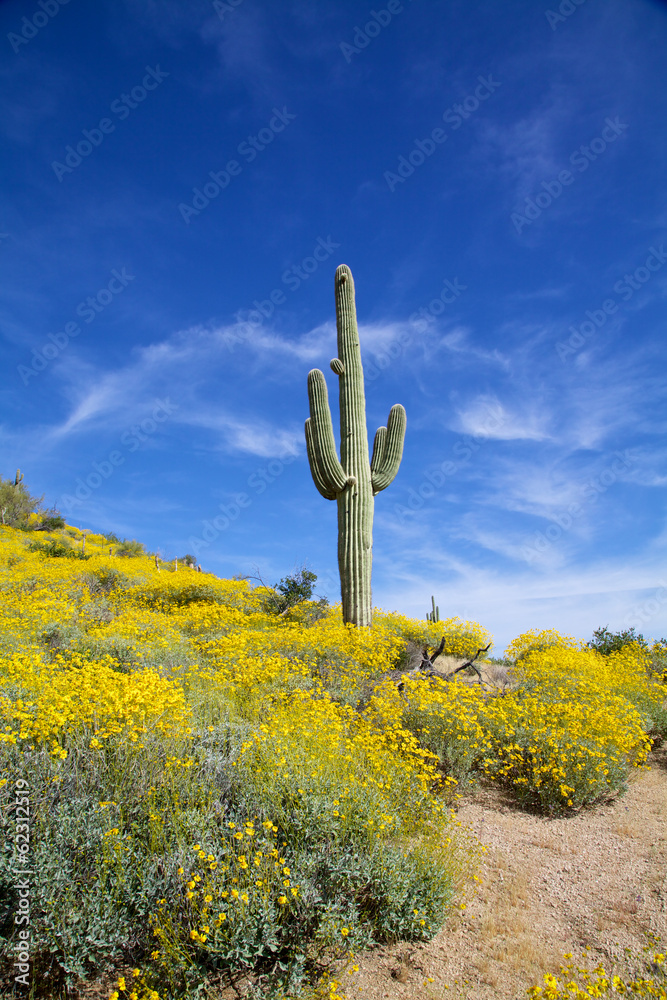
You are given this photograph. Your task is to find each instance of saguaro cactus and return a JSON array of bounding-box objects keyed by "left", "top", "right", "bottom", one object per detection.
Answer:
[
  {"left": 426, "top": 595, "right": 440, "bottom": 623},
  {"left": 305, "top": 264, "right": 406, "bottom": 627}
]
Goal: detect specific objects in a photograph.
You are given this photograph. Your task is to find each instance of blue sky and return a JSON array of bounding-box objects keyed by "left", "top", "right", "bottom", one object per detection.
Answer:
[{"left": 2, "top": 0, "right": 667, "bottom": 653}]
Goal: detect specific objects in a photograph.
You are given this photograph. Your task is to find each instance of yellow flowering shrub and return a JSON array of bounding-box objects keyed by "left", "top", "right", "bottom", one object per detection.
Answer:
[
  {"left": 364, "top": 674, "right": 490, "bottom": 790},
  {"left": 478, "top": 637, "right": 664, "bottom": 813},
  {"left": 0, "top": 650, "right": 190, "bottom": 747},
  {"left": 1, "top": 526, "right": 665, "bottom": 998},
  {"left": 527, "top": 940, "right": 667, "bottom": 998},
  {"left": 506, "top": 627, "right": 583, "bottom": 661},
  {"left": 149, "top": 820, "right": 302, "bottom": 976},
  {"left": 370, "top": 609, "right": 492, "bottom": 659},
  {"left": 233, "top": 687, "right": 446, "bottom": 843}
]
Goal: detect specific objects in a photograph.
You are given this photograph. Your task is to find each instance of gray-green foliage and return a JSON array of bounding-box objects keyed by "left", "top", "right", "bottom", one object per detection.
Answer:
[
  {"left": 0, "top": 713, "right": 465, "bottom": 999},
  {"left": 0, "top": 472, "right": 63, "bottom": 531},
  {"left": 28, "top": 538, "right": 90, "bottom": 560},
  {"left": 587, "top": 625, "right": 648, "bottom": 654},
  {"left": 115, "top": 538, "right": 146, "bottom": 558}
]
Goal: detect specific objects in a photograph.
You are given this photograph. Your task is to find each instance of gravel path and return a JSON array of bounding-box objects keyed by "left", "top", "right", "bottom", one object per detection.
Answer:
[{"left": 346, "top": 741, "right": 667, "bottom": 1000}]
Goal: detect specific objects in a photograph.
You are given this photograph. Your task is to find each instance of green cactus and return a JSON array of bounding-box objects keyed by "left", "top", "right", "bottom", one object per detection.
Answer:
[
  {"left": 305, "top": 264, "right": 406, "bottom": 627},
  {"left": 426, "top": 595, "right": 440, "bottom": 623},
  {"left": 13, "top": 469, "right": 23, "bottom": 487}
]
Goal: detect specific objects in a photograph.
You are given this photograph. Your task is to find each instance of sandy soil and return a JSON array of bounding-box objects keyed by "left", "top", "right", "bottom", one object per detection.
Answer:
[{"left": 343, "top": 740, "right": 667, "bottom": 1000}]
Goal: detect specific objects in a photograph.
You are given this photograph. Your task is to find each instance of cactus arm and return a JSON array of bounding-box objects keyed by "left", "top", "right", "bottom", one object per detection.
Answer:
[
  {"left": 306, "top": 368, "right": 350, "bottom": 493},
  {"left": 305, "top": 417, "right": 337, "bottom": 499},
  {"left": 370, "top": 426, "right": 386, "bottom": 478},
  {"left": 304, "top": 264, "right": 406, "bottom": 627},
  {"left": 371, "top": 403, "right": 406, "bottom": 493}
]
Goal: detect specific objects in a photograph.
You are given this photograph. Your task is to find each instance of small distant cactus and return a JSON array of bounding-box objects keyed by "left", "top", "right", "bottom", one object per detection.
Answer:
[
  {"left": 13, "top": 469, "right": 23, "bottom": 487},
  {"left": 426, "top": 595, "right": 440, "bottom": 623}
]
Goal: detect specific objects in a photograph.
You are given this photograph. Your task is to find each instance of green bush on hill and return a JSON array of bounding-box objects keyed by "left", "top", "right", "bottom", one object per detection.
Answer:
[{"left": 0, "top": 470, "right": 64, "bottom": 531}]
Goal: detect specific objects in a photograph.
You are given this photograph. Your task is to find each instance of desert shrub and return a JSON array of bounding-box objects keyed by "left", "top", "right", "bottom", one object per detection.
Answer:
[
  {"left": 129, "top": 577, "right": 267, "bottom": 616},
  {"left": 39, "top": 623, "right": 85, "bottom": 659},
  {"left": 587, "top": 624, "right": 648, "bottom": 654},
  {"left": 363, "top": 674, "right": 488, "bottom": 792},
  {"left": 369, "top": 611, "right": 493, "bottom": 669},
  {"left": 28, "top": 538, "right": 90, "bottom": 560},
  {"left": 4, "top": 526, "right": 666, "bottom": 997},
  {"left": 478, "top": 639, "right": 665, "bottom": 813},
  {"left": 648, "top": 638, "right": 667, "bottom": 684},
  {"left": 178, "top": 554, "right": 198, "bottom": 568},
  {"left": 169, "top": 583, "right": 229, "bottom": 606},
  {"left": 84, "top": 566, "right": 126, "bottom": 595},
  {"left": 586, "top": 627, "right": 667, "bottom": 686},
  {"left": 36, "top": 510, "right": 66, "bottom": 531},
  {"left": 0, "top": 696, "right": 477, "bottom": 999},
  {"left": 115, "top": 538, "right": 146, "bottom": 558},
  {"left": 505, "top": 627, "right": 582, "bottom": 663},
  {"left": 281, "top": 597, "right": 331, "bottom": 626},
  {"left": 0, "top": 472, "right": 64, "bottom": 531},
  {"left": 260, "top": 567, "right": 318, "bottom": 615},
  {"left": 527, "top": 939, "right": 667, "bottom": 998}
]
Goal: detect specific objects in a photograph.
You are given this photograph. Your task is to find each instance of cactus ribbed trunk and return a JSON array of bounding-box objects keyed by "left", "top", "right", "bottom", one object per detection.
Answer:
[
  {"left": 335, "top": 269, "right": 373, "bottom": 626},
  {"left": 305, "top": 264, "right": 406, "bottom": 627}
]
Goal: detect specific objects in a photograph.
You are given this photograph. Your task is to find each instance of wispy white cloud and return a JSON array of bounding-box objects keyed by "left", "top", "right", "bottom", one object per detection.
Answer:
[
  {"left": 440, "top": 328, "right": 511, "bottom": 369},
  {"left": 475, "top": 84, "right": 576, "bottom": 206},
  {"left": 373, "top": 528, "right": 667, "bottom": 653},
  {"left": 179, "top": 410, "right": 301, "bottom": 458},
  {"left": 33, "top": 319, "right": 327, "bottom": 456},
  {"left": 451, "top": 393, "right": 549, "bottom": 441}
]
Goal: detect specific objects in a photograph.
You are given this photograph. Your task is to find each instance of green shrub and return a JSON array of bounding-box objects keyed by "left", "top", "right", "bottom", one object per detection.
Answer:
[
  {"left": 0, "top": 472, "right": 63, "bottom": 531},
  {"left": 36, "top": 510, "right": 66, "bottom": 531},
  {"left": 85, "top": 567, "right": 126, "bottom": 595},
  {"left": 587, "top": 625, "right": 648, "bottom": 655},
  {"left": 28, "top": 538, "right": 90, "bottom": 560},
  {"left": 115, "top": 538, "right": 146, "bottom": 557}
]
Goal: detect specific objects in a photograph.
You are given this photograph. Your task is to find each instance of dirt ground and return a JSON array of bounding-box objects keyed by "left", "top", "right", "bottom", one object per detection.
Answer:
[{"left": 343, "top": 739, "right": 667, "bottom": 1000}]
